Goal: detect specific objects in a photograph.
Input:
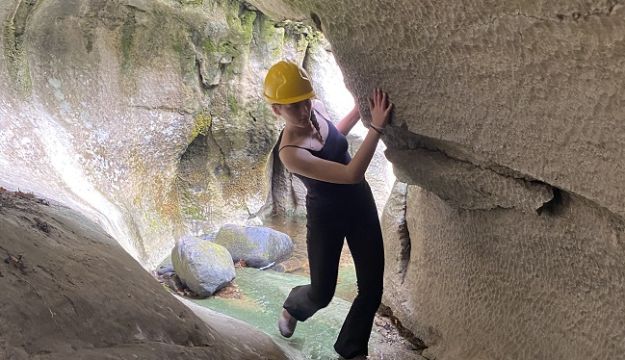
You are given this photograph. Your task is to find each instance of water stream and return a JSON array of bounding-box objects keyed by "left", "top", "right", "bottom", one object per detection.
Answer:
[{"left": 193, "top": 265, "right": 359, "bottom": 360}]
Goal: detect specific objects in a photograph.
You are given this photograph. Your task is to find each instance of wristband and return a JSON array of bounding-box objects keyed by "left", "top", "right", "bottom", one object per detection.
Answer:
[{"left": 370, "top": 124, "right": 384, "bottom": 135}]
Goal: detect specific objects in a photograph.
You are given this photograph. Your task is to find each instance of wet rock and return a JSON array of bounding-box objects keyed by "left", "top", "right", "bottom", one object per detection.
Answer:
[
  {"left": 172, "top": 236, "right": 236, "bottom": 298},
  {"left": 214, "top": 224, "right": 294, "bottom": 268}
]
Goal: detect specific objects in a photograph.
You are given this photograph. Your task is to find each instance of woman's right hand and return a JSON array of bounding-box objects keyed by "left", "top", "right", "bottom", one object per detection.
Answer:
[{"left": 368, "top": 88, "right": 393, "bottom": 129}]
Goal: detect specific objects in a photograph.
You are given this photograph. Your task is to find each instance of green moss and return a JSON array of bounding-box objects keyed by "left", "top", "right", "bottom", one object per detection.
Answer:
[
  {"left": 191, "top": 112, "right": 213, "bottom": 138},
  {"left": 227, "top": 94, "right": 239, "bottom": 113},
  {"left": 3, "top": 16, "right": 32, "bottom": 96},
  {"left": 121, "top": 14, "right": 137, "bottom": 72},
  {"left": 171, "top": 31, "right": 199, "bottom": 86},
  {"left": 259, "top": 17, "right": 282, "bottom": 42},
  {"left": 238, "top": 10, "right": 256, "bottom": 45},
  {"left": 221, "top": 41, "right": 240, "bottom": 57},
  {"left": 179, "top": 0, "right": 204, "bottom": 5},
  {"left": 224, "top": 0, "right": 257, "bottom": 45},
  {"left": 202, "top": 37, "right": 216, "bottom": 53}
]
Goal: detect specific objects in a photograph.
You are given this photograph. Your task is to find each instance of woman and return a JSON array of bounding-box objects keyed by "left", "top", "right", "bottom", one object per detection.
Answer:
[{"left": 264, "top": 60, "right": 393, "bottom": 360}]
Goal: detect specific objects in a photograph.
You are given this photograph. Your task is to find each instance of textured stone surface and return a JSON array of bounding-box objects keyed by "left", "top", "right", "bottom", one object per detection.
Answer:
[
  {"left": 0, "top": 191, "right": 291, "bottom": 360},
  {"left": 243, "top": 1, "right": 625, "bottom": 358},
  {"left": 381, "top": 182, "right": 411, "bottom": 285},
  {"left": 247, "top": 0, "right": 625, "bottom": 218},
  {"left": 172, "top": 235, "right": 236, "bottom": 297},
  {"left": 382, "top": 184, "right": 625, "bottom": 359},
  {"left": 387, "top": 148, "right": 553, "bottom": 212}
]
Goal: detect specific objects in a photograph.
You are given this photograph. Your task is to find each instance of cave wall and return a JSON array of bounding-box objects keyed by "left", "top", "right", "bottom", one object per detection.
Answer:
[
  {"left": 0, "top": 0, "right": 392, "bottom": 268},
  {"left": 2, "top": 0, "right": 285, "bottom": 266},
  {"left": 383, "top": 182, "right": 625, "bottom": 359},
  {"left": 1, "top": 0, "right": 325, "bottom": 267},
  {"left": 245, "top": 0, "right": 625, "bottom": 359}
]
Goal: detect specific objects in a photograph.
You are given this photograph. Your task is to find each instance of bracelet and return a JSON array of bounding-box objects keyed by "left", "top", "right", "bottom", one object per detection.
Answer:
[{"left": 370, "top": 124, "right": 384, "bottom": 135}]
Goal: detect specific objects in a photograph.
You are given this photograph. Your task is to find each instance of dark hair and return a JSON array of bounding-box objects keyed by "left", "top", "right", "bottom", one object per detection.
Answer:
[{"left": 310, "top": 110, "right": 323, "bottom": 142}]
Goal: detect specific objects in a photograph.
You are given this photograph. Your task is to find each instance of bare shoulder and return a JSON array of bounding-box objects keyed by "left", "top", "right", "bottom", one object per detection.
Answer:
[
  {"left": 278, "top": 144, "right": 312, "bottom": 172},
  {"left": 279, "top": 129, "right": 303, "bottom": 150}
]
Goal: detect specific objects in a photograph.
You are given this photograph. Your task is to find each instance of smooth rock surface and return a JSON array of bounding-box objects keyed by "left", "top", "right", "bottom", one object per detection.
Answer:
[
  {"left": 172, "top": 235, "right": 236, "bottom": 297},
  {"left": 0, "top": 190, "right": 291, "bottom": 360},
  {"left": 214, "top": 224, "right": 293, "bottom": 268}
]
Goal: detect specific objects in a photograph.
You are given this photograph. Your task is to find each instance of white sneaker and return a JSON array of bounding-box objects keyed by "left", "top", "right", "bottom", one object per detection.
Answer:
[{"left": 278, "top": 308, "right": 297, "bottom": 338}]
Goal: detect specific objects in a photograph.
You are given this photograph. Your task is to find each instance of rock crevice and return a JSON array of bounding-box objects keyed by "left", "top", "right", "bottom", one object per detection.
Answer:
[{"left": 387, "top": 146, "right": 553, "bottom": 213}]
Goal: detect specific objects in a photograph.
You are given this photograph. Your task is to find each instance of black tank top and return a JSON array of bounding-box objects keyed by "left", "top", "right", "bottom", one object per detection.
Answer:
[{"left": 278, "top": 109, "right": 364, "bottom": 202}]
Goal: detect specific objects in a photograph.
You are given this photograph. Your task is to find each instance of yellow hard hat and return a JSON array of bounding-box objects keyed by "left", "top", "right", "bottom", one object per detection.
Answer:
[{"left": 263, "top": 61, "right": 315, "bottom": 104}]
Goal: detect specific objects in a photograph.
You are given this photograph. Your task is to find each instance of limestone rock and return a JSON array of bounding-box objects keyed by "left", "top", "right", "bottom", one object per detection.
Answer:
[
  {"left": 214, "top": 224, "right": 294, "bottom": 268},
  {"left": 387, "top": 147, "right": 554, "bottom": 213},
  {"left": 172, "top": 235, "right": 236, "bottom": 297},
  {"left": 381, "top": 181, "right": 411, "bottom": 284},
  {"left": 382, "top": 184, "right": 625, "bottom": 359}
]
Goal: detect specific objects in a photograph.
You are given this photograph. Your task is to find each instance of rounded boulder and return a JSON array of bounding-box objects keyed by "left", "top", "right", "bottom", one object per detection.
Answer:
[
  {"left": 214, "top": 224, "right": 294, "bottom": 268},
  {"left": 172, "top": 235, "right": 235, "bottom": 297}
]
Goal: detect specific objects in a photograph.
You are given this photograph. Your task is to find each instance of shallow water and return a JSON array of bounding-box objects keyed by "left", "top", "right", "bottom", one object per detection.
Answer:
[
  {"left": 189, "top": 213, "right": 423, "bottom": 359},
  {"left": 198, "top": 214, "right": 359, "bottom": 358},
  {"left": 193, "top": 265, "right": 365, "bottom": 360}
]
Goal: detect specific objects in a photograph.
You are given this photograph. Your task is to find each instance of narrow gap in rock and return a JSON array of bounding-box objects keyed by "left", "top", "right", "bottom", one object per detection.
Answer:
[{"left": 536, "top": 187, "right": 564, "bottom": 216}]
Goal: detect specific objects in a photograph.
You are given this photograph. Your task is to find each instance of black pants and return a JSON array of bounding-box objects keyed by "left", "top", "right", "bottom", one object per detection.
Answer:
[{"left": 283, "top": 181, "right": 384, "bottom": 358}]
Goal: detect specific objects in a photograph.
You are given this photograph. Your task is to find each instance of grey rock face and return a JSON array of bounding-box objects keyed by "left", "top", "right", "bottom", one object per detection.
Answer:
[
  {"left": 214, "top": 224, "right": 294, "bottom": 268},
  {"left": 172, "top": 235, "right": 236, "bottom": 297},
  {"left": 156, "top": 255, "right": 175, "bottom": 276},
  {"left": 0, "top": 191, "right": 290, "bottom": 359},
  {"left": 387, "top": 147, "right": 554, "bottom": 213},
  {"left": 381, "top": 181, "right": 411, "bottom": 283}
]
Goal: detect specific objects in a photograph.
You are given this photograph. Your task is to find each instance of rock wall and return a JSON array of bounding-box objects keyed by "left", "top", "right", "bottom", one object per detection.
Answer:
[
  {"left": 3, "top": 0, "right": 625, "bottom": 357},
  {"left": 245, "top": 0, "right": 625, "bottom": 359},
  {"left": 0, "top": 0, "right": 391, "bottom": 268},
  {"left": 383, "top": 182, "right": 625, "bottom": 359},
  {"left": 3, "top": 0, "right": 288, "bottom": 266},
  {"left": 0, "top": 0, "right": 307, "bottom": 267}
]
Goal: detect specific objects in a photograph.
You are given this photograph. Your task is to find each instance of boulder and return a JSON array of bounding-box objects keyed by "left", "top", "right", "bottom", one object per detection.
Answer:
[
  {"left": 172, "top": 236, "right": 236, "bottom": 297},
  {"left": 156, "top": 255, "right": 174, "bottom": 276},
  {"left": 214, "top": 224, "right": 293, "bottom": 268}
]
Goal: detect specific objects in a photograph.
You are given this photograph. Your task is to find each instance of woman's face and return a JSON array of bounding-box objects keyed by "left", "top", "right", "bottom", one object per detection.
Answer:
[{"left": 272, "top": 99, "right": 312, "bottom": 125}]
